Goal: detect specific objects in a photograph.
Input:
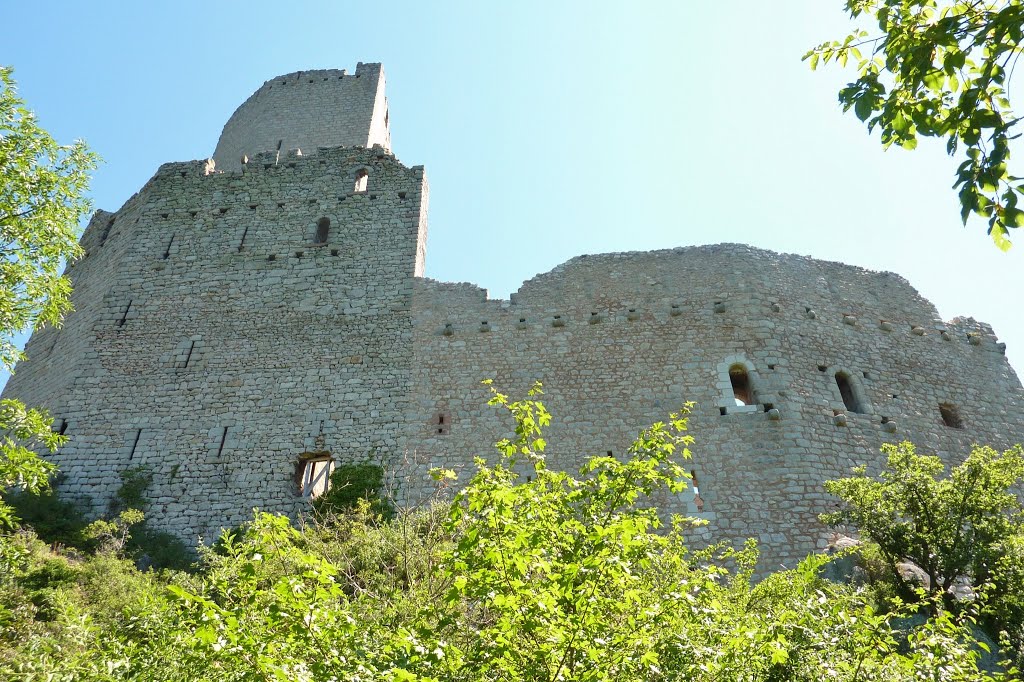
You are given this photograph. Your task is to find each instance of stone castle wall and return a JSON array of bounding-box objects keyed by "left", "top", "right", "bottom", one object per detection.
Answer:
[
  {"left": 4, "top": 66, "right": 1023, "bottom": 567},
  {"left": 403, "top": 246, "right": 1024, "bottom": 568}
]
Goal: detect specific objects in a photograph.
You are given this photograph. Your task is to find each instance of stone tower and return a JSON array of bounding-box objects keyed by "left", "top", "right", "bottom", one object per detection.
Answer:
[
  {"left": 4, "top": 64, "right": 427, "bottom": 540},
  {"left": 212, "top": 64, "right": 392, "bottom": 171},
  {"left": 5, "top": 64, "right": 1024, "bottom": 569}
]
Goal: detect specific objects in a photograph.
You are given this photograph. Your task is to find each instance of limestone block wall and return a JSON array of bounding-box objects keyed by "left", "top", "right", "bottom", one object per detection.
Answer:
[
  {"left": 212, "top": 63, "right": 390, "bottom": 172},
  {"left": 4, "top": 146, "right": 428, "bottom": 543},
  {"left": 9, "top": 191, "right": 150, "bottom": 431},
  {"left": 403, "top": 245, "right": 1024, "bottom": 570}
]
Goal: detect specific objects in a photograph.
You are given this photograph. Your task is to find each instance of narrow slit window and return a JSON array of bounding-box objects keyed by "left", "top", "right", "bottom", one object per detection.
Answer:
[
  {"left": 182, "top": 340, "right": 196, "bottom": 368},
  {"left": 216, "top": 427, "right": 229, "bottom": 458},
  {"left": 835, "top": 372, "right": 863, "bottom": 413},
  {"left": 729, "top": 365, "right": 753, "bottom": 406},
  {"left": 939, "top": 403, "right": 964, "bottom": 429},
  {"left": 118, "top": 300, "right": 133, "bottom": 327},
  {"left": 354, "top": 168, "right": 368, "bottom": 192},
  {"left": 314, "top": 217, "right": 330, "bottom": 244},
  {"left": 162, "top": 234, "right": 175, "bottom": 260},
  {"left": 691, "top": 469, "right": 705, "bottom": 512},
  {"left": 128, "top": 428, "right": 142, "bottom": 461},
  {"left": 433, "top": 411, "right": 450, "bottom": 435}
]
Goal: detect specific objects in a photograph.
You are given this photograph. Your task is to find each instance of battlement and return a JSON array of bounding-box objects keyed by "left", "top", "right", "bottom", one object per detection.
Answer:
[{"left": 212, "top": 63, "right": 391, "bottom": 172}]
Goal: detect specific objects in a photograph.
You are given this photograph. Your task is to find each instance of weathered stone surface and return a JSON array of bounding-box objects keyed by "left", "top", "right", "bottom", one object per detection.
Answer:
[
  {"left": 896, "top": 561, "right": 931, "bottom": 590},
  {"left": 4, "top": 65, "right": 1024, "bottom": 572}
]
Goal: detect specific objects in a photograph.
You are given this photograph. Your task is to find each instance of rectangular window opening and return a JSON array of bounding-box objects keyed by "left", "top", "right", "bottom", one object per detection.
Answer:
[
  {"left": 299, "top": 457, "right": 334, "bottom": 498},
  {"left": 939, "top": 403, "right": 964, "bottom": 429}
]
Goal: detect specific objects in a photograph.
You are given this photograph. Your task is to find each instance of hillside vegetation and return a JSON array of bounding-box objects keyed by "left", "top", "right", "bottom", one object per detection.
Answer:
[{"left": 1, "top": 384, "right": 1022, "bottom": 681}]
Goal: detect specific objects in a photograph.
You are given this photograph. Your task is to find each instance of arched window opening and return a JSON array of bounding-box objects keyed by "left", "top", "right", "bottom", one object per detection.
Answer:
[
  {"left": 835, "top": 372, "right": 863, "bottom": 413},
  {"left": 354, "top": 168, "right": 368, "bottom": 192},
  {"left": 729, "top": 365, "right": 753, "bottom": 406},
  {"left": 314, "top": 217, "right": 330, "bottom": 244}
]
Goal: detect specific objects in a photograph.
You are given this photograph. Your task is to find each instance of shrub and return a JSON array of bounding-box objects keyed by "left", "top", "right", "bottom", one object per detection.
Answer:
[
  {"left": 2, "top": 488, "right": 91, "bottom": 550},
  {"left": 312, "top": 462, "right": 395, "bottom": 519}
]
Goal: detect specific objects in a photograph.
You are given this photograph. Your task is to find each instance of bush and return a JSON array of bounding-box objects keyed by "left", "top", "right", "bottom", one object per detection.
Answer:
[
  {"left": 824, "top": 441, "right": 1024, "bottom": 664},
  {"left": 0, "top": 385, "right": 1015, "bottom": 679},
  {"left": 312, "top": 462, "right": 395, "bottom": 519},
  {"left": 2, "top": 488, "right": 92, "bottom": 550}
]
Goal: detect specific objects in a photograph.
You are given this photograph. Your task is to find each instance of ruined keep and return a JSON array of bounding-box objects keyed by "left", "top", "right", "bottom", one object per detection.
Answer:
[{"left": 6, "top": 63, "right": 1024, "bottom": 569}]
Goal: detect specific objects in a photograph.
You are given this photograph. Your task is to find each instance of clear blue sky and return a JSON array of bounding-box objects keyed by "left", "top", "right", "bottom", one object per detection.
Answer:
[{"left": 4, "top": 1, "right": 1023, "bottom": 384}]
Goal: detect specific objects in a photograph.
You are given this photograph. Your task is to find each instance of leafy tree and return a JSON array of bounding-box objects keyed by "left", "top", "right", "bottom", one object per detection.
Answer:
[
  {"left": 0, "top": 66, "right": 96, "bottom": 532},
  {"left": 823, "top": 441, "right": 1024, "bottom": 658},
  {"left": 0, "top": 66, "right": 96, "bottom": 366},
  {"left": 0, "top": 399, "right": 62, "bottom": 531},
  {"left": 806, "top": 1, "right": 1024, "bottom": 250}
]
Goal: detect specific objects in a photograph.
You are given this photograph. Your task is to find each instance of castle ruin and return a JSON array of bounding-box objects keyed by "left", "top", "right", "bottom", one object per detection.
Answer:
[{"left": 6, "top": 63, "right": 1024, "bottom": 569}]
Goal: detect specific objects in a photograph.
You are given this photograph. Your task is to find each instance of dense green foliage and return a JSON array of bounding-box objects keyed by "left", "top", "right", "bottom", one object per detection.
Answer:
[
  {"left": 0, "top": 383, "right": 1019, "bottom": 680},
  {"left": 0, "top": 65, "right": 97, "bottom": 367},
  {"left": 823, "top": 441, "right": 1024, "bottom": 662},
  {"left": 807, "top": 1, "right": 1024, "bottom": 249},
  {"left": 313, "top": 462, "right": 395, "bottom": 519},
  {"left": 0, "top": 399, "right": 63, "bottom": 530}
]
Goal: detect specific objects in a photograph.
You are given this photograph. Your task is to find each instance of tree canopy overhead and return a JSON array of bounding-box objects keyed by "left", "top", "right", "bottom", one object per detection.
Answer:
[{"left": 807, "top": 1, "right": 1024, "bottom": 250}]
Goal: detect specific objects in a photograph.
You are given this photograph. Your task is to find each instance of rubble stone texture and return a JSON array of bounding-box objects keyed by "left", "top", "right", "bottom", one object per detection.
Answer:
[{"left": 6, "top": 63, "right": 1024, "bottom": 569}]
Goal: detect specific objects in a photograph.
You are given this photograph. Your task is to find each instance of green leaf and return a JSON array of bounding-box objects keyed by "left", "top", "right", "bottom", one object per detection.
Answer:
[
  {"left": 923, "top": 70, "right": 945, "bottom": 92},
  {"left": 854, "top": 96, "right": 874, "bottom": 122}
]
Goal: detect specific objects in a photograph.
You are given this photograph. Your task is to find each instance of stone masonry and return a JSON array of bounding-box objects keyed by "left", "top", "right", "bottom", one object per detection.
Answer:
[{"left": 5, "top": 63, "right": 1024, "bottom": 569}]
